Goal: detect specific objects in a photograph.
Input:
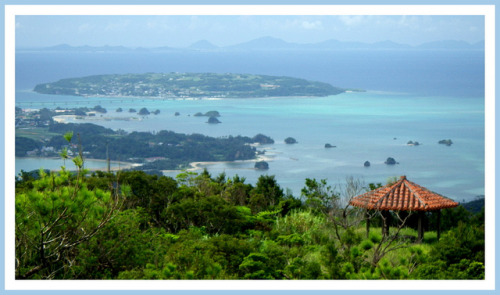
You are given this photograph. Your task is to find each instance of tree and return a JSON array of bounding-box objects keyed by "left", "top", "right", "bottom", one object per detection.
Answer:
[
  {"left": 249, "top": 175, "right": 283, "bottom": 211},
  {"left": 15, "top": 133, "right": 126, "bottom": 279},
  {"left": 301, "top": 178, "right": 338, "bottom": 213}
]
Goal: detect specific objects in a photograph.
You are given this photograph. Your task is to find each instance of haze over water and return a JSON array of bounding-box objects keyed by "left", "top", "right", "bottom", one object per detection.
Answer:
[{"left": 15, "top": 48, "right": 485, "bottom": 202}]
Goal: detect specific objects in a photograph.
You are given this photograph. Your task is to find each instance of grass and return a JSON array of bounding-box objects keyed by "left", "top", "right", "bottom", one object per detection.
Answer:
[{"left": 16, "top": 128, "right": 59, "bottom": 142}]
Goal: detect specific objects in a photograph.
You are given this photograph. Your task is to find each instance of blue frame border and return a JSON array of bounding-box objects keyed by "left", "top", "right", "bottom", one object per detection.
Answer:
[{"left": 1, "top": 1, "right": 497, "bottom": 294}]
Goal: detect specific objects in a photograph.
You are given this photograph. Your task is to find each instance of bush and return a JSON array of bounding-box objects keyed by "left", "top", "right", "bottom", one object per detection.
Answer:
[{"left": 360, "top": 239, "right": 374, "bottom": 251}]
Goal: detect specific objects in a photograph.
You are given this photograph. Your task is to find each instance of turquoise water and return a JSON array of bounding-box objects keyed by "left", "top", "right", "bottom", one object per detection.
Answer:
[
  {"left": 15, "top": 90, "right": 485, "bottom": 202},
  {"left": 14, "top": 49, "right": 485, "bottom": 201}
]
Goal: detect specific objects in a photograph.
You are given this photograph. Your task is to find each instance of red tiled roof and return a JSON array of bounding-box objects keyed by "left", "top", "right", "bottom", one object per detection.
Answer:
[{"left": 349, "top": 176, "right": 459, "bottom": 211}]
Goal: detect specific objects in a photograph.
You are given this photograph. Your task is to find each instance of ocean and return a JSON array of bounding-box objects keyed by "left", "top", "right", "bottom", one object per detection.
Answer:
[{"left": 14, "top": 49, "right": 485, "bottom": 202}]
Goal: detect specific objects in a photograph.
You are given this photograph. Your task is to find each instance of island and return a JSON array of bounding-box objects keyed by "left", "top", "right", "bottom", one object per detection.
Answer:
[
  {"left": 252, "top": 134, "right": 274, "bottom": 144},
  {"left": 33, "top": 72, "right": 346, "bottom": 99},
  {"left": 194, "top": 111, "right": 221, "bottom": 117},
  {"left": 138, "top": 108, "right": 150, "bottom": 115},
  {"left": 207, "top": 116, "right": 221, "bottom": 124},
  {"left": 438, "top": 139, "right": 453, "bottom": 146},
  {"left": 284, "top": 137, "right": 298, "bottom": 144},
  {"left": 254, "top": 161, "right": 269, "bottom": 170},
  {"left": 385, "top": 157, "right": 398, "bottom": 165}
]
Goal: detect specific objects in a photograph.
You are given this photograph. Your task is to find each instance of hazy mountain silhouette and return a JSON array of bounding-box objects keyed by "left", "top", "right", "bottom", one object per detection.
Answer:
[{"left": 23, "top": 38, "right": 484, "bottom": 52}]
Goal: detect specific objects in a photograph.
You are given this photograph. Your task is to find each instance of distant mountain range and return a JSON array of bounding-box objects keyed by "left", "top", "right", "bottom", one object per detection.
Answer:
[{"left": 19, "top": 37, "right": 485, "bottom": 52}]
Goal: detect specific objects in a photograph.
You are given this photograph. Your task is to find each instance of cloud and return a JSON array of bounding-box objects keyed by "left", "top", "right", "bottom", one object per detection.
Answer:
[
  {"left": 339, "top": 16, "right": 365, "bottom": 26},
  {"left": 301, "top": 20, "right": 323, "bottom": 30},
  {"left": 78, "top": 23, "right": 94, "bottom": 33},
  {"left": 104, "top": 20, "right": 131, "bottom": 32}
]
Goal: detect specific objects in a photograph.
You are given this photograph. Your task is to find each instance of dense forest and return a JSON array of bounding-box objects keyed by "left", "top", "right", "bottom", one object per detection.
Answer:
[
  {"left": 15, "top": 134, "right": 485, "bottom": 280},
  {"left": 16, "top": 122, "right": 273, "bottom": 171}
]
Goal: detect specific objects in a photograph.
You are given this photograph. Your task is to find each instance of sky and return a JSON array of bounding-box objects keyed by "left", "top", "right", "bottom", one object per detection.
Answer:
[{"left": 15, "top": 15, "right": 484, "bottom": 48}]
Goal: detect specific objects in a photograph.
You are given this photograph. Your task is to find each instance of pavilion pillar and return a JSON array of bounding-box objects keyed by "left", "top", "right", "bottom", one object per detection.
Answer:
[
  {"left": 437, "top": 210, "right": 441, "bottom": 241},
  {"left": 366, "top": 210, "right": 370, "bottom": 238},
  {"left": 417, "top": 211, "right": 424, "bottom": 243},
  {"left": 381, "top": 211, "right": 390, "bottom": 237}
]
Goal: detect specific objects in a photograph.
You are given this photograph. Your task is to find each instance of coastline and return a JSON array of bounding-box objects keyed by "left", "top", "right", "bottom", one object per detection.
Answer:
[
  {"left": 53, "top": 114, "right": 143, "bottom": 124},
  {"left": 82, "top": 158, "right": 143, "bottom": 171},
  {"left": 161, "top": 153, "right": 275, "bottom": 173},
  {"left": 16, "top": 156, "right": 142, "bottom": 172},
  {"left": 28, "top": 88, "right": 346, "bottom": 102}
]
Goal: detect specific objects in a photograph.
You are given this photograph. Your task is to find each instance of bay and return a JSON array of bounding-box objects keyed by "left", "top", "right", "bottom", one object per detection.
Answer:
[
  {"left": 14, "top": 49, "right": 486, "bottom": 202},
  {"left": 15, "top": 90, "right": 485, "bottom": 202}
]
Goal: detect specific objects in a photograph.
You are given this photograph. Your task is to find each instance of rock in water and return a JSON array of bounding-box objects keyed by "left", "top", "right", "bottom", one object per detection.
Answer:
[
  {"left": 207, "top": 116, "right": 221, "bottom": 124},
  {"left": 385, "top": 157, "right": 397, "bottom": 165},
  {"left": 438, "top": 139, "right": 453, "bottom": 146},
  {"left": 254, "top": 161, "right": 269, "bottom": 170}
]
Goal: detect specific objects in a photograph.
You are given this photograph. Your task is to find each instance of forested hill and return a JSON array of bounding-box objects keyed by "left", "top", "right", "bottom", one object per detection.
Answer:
[
  {"left": 33, "top": 72, "right": 346, "bottom": 98},
  {"left": 17, "top": 122, "right": 274, "bottom": 171}
]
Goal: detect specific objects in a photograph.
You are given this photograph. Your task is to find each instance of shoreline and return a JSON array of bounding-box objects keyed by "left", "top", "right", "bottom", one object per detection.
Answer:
[
  {"left": 161, "top": 153, "right": 275, "bottom": 173},
  {"left": 17, "top": 154, "right": 274, "bottom": 174},
  {"left": 53, "top": 114, "right": 143, "bottom": 124},
  {"left": 16, "top": 156, "right": 142, "bottom": 172},
  {"left": 27, "top": 88, "right": 348, "bottom": 102}
]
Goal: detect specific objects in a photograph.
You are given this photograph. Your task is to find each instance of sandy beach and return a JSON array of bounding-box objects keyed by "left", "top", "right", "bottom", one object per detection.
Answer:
[
  {"left": 160, "top": 153, "right": 275, "bottom": 174},
  {"left": 83, "top": 158, "right": 143, "bottom": 171},
  {"left": 53, "top": 114, "right": 143, "bottom": 124}
]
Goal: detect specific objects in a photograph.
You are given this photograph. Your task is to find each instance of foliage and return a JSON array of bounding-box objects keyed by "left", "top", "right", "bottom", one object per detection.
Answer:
[
  {"left": 15, "top": 135, "right": 125, "bottom": 279},
  {"left": 15, "top": 169, "right": 485, "bottom": 280},
  {"left": 16, "top": 122, "right": 274, "bottom": 170},
  {"left": 34, "top": 72, "right": 345, "bottom": 98}
]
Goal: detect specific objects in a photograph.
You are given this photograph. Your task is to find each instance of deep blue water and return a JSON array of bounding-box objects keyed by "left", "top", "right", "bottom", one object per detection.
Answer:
[
  {"left": 16, "top": 50, "right": 484, "bottom": 97},
  {"left": 14, "top": 49, "right": 486, "bottom": 202}
]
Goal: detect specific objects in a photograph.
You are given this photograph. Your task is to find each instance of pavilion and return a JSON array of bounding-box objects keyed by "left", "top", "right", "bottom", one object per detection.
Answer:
[{"left": 349, "top": 175, "right": 459, "bottom": 243}]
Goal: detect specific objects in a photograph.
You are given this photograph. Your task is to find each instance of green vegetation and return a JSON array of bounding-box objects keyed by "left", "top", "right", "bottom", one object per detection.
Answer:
[
  {"left": 194, "top": 110, "right": 221, "bottom": 117},
  {"left": 33, "top": 73, "right": 345, "bottom": 99},
  {"left": 16, "top": 122, "right": 270, "bottom": 171},
  {"left": 254, "top": 161, "right": 269, "bottom": 170},
  {"left": 15, "top": 145, "right": 485, "bottom": 279}
]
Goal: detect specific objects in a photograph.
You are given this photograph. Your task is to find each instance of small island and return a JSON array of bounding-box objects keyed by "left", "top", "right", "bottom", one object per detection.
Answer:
[
  {"left": 385, "top": 157, "right": 398, "bottom": 165},
  {"left": 33, "top": 72, "right": 346, "bottom": 99},
  {"left": 439, "top": 139, "right": 453, "bottom": 146},
  {"left": 252, "top": 134, "right": 275, "bottom": 144},
  {"left": 364, "top": 161, "right": 371, "bottom": 167},
  {"left": 138, "top": 108, "right": 150, "bottom": 116},
  {"left": 254, "top": 161, "right": 270, "bottom": 170},
  {"left": 207, "top": 116, "right": 221, "bottom": 124},
  {"left": 284, "top": 137, "right": 298, "bottom": 144},
  {"left": 325, "top": 143, "right": 336, "bottom": 148},
  {"left": 195, "top": 111, "right": 221, "bottom": 117}
]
